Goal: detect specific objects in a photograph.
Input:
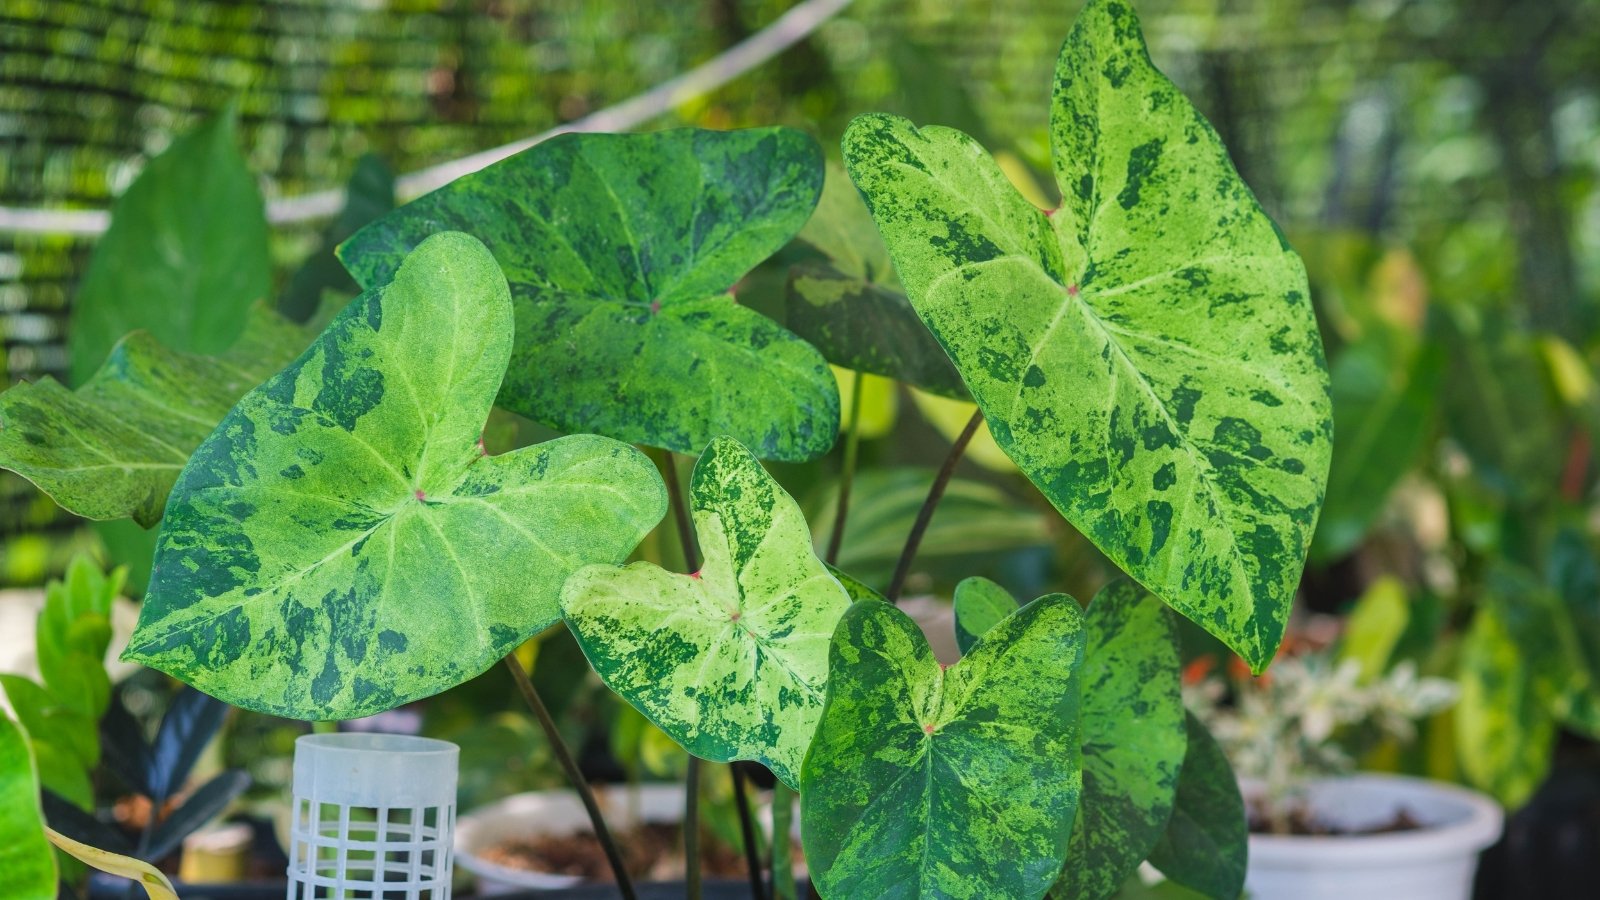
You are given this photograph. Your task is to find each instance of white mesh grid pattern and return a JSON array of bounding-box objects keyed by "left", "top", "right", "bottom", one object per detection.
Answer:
[
  {"left": 286, "top": 798, "right": 456, "bottom": 899},
  {"left": 286, "top": 733, "right": 459, "bottom": 900}
]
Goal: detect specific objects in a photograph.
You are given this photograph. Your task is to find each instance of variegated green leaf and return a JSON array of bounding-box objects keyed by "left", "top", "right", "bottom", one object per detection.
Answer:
[
  {"left": 340, "top": 128, "right": 838, "bottom": 461},
  {"left": 1459, "top": 598, "right": 1555, "bottom": 800},
  {"left": 840, "top": 0, "right": 1332, "bottom": 671},
  {"left": 801, "top": 596, "right": 1086, "bottom": 900},
  {"left": 69, "top": 108, "right": 271, "bottom": 386},
  {"left": 786, "top": 164, "right": 967, "bottom": 398},
  {"left": 1055, "top": 579, "right": 1185, "bottom": 900},
  {"left": 562, "top": 436, "right": 851, "bottom": 788},
  {"left": 0, "top": 304, "right": 313, "bottom": 527},
  {"left": 952, "top": 576, "right": 1017, "bottom": 655},
  {"left": 0, "top": 715, "right": 57, "bottom": 900},
  {"left": 123, "top": 233, "right": 666, "bottom": 720},
  {"left": 1147, "top": 713, "right": 1247, "bottom": 900}
]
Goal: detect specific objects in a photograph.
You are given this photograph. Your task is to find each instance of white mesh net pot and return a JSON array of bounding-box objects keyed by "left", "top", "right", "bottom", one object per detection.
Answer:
[{"left": 288, "top": 733, "right": 460, "bottom": 899}]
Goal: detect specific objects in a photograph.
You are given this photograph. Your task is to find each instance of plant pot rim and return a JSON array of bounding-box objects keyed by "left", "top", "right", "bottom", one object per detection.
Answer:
[
  {"left": 455, "top": 783, "right": 687, "bottom": 891},
  {"left": 1246, "top": 773, "right": 1502, "bottom": 867}
]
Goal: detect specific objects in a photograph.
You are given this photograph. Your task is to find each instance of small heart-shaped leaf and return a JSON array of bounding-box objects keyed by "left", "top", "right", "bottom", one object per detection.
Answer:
[
  {"left": 952, "top": 576, "right": 1019, "bottom": 655},
  {"left": 340, "top": 128, "right": 838, "bottom": 461},
  {"left": 801, "top": 596, "right": 1086, "bottom": 899},
  {"left": 562, "top": 436, "right": 852, "bottom": 788},
  {"left": 1055, "top": 579, "right": 1185, "bottom": 900},
  {"left": 124, "top": 233, "right": 666, "bottom": 720},
  {"left": 841, "top": 0, "right": 1332, "bottom": 671}
]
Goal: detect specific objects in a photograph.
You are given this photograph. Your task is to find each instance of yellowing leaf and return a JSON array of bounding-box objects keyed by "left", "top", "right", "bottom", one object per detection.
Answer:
[{"left": 46, "top": 827, "right": 178, "bottom": 900}]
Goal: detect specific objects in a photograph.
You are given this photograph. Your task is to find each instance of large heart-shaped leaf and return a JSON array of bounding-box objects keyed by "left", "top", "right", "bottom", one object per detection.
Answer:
[
  {"left": 841, "top": 0, "right": 1332, "bottom": 671},
  {"left": 562, "top": 436, "right": 851, "bottom": 789},
  {"left": 1055, "top": 579, "right": 1185, "bottom": 900},
  {"left": 0, "top": 304, "right": 313, "bottom": 526},
  {"left": 785, "top": 164, "right": 967, "bottom": 398},
  {"left": 801, "top": 596, "right": 1085, "bottom": 899},
  {"left": 68, "top": 108, "right": 271, "bottom": 386},
  {"left": 1146, "top": 714, "right": 1247, "bottom": 900},
  {"left": 0, "top": 716, "right": 57, "bottom": 900},
  {"left": 123, "top": 232, "right": 666, "bottom": 720},
  {"left": 339, "top": 128, "right": 838, "bottom": 462}
]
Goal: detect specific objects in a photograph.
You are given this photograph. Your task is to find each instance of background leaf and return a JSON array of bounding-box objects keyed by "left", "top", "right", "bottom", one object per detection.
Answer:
[
  {"left": 1312, "top": 340, "right": 1442, "bottom": 560},
  {"left": 807, "top": 468, "right": 1051, "bottom": 587},
  {"left": 563, "top": 437, "right": 852, "bottom": 788},
  {"left": 67, "top": 107, "right": 271, "bottom": 386},
  {"left": 841, "top": 0, "right": 1332, "bottom": 672},
  {"left": 952, "top": 576, "right": 1017, "bottom": 655},
  {"left": 1146, "top": 713, "right": 1247, "bottom": 900},
  {"left": 1454, "top": 601, "right": 1556, "bottom": 808},
  {"left": 280, "top": 154, "right": 396, "bottom": 323},
  {"left": 0, "top": 303, "right": 315, "bottom": 526},
  {"left": 340, "top": 127, "right": 838, "bottom": 462},
  {"left": 125, "top": 233, "right": 666, "bottom": 719},
  {"left": 144, "top": 769, "right": 251, "bottom": 862},
  {"left": 1055, "top": 580, "right": 1186, "bottom": 900},
  {"left": 801, "top": 596, "right": 1085, "bottom": 899},
  {"left": 0, "top": 716, "right": 57, "bottom": 900},
  {"left": 146, "top": 687, "right": 228, "bottom": 805}
]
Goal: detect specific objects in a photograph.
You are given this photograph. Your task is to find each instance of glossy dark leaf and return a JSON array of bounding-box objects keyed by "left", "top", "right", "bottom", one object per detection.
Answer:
[
  {"left": 147, "top": 687, "right": 229, "bottom": 806},
  {"left": 99, "top": 695, "right": 153, "bottom": 797},
  {"left": 41, "top": 790, "right": 133, "bottom": 856},
  {"left": 145, "top": 769, "right": 251, "bottom": 862}
]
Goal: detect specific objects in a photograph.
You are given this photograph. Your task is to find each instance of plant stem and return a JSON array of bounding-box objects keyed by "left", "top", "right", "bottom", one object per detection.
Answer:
[
  {"left": 886, "top": 408, "right": 984, "bottom": 602},
  {"left": 731, "top": 764, "right": 768, "bottom": 900},
  {"left": 685, "top": 755, "right": 703, "bottom": 900},
  {"left": 656, "top": 449, "right": 706, "bottom": 899},
  {"left": 825, "top": 371, "right": 866, "bottom": 566},
  {"left": 502, "top": 654, "right": 637, "bottom": 900},
  {"left": 769, "top": 782, "right": 797, "bottom": 900}
]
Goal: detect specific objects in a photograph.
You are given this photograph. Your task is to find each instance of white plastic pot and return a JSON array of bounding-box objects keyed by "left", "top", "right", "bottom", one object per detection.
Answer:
[
  {"left": 1245, "top": 773, "right": 1503, "bottom": 900},
  {"left": 454, "top": 784, "right": 685, "bottom": 895}
]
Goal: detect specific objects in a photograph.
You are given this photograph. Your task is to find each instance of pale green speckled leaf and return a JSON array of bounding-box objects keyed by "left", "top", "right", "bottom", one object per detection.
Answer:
[
  {"left": 952, "top": 576, "right": 1018, "bottom": 655},
  {"left": 801, "top": 596, "right": 1085, "bottom": 900},
  {"left": 1054, "top": 579, "right": 1185, "bottom": 900},
  {"left": 123, "top": 233, "right": 666, "bottom": 720},
  {"left": 562, "top": 436, "right": 851, "bottom": 788},
  {"left": 339, "top": 128, "right": 838, "bottom": 462},
  {"left": 0, "top": 304, "right": 312, "bottom": 527},
  {"left": 0, "top": 715, "right": 57, "bottom": 900},
  {"left": 840, "top": 0, "right": 1331, "bottom": 671},
  {"left": 1147, "top": 713, "right": 1247, "bottom": 900}
]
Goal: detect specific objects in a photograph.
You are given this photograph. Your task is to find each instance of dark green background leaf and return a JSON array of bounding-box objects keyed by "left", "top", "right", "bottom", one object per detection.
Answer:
[
  {"left": 280, "top": 154, "right": 396, "bottom": 323},
  {"left": 340, "top": 128, "right": 839, "bottom": 461},
  {"left": 68, "top": 107, "right": 271, "bottom": 386},
  {"left": 1147, "top": 713, "right": 1246, "bottom": 900}
]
